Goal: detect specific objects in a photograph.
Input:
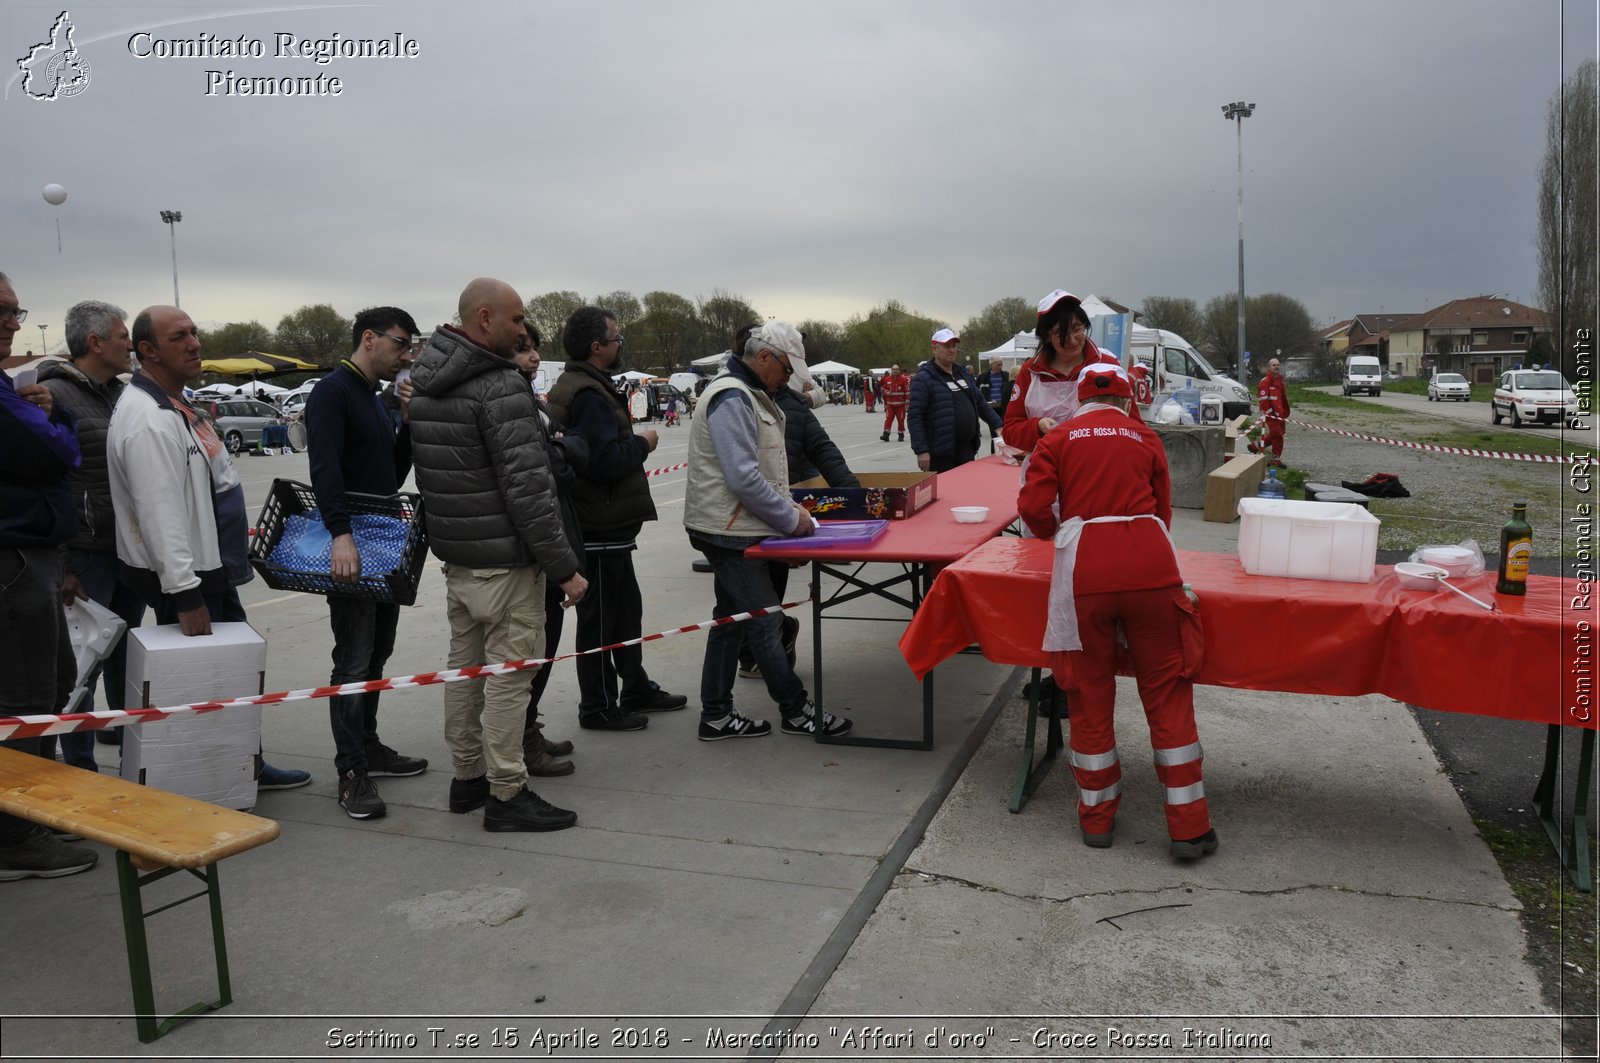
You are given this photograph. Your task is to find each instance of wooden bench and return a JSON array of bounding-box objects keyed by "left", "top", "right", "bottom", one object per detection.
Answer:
[{"left": 0, "top": 745, "right": 279, "bottom": 1043}]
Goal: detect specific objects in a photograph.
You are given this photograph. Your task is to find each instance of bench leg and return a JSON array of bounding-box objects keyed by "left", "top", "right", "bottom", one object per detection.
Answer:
[
  {"left": 1532, "top": 725, "right": 1595, "bottom": 894},
  {"left": 1010, "top": 668, "right": 1065, "bottom": 813},
  {"left": 116, "top": 853, "right": 236, "bottom": 1043}
]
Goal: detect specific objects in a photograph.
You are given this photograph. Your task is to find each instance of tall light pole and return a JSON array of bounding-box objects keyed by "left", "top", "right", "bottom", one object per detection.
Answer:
[
  {"left": 1222, "top": 100, "right": 1255, "bottom": 385},
  {"left": 159, "top": 208, "right": 183, "bottom": 307},
  {"left": 38, "top": 324, "right": 48, "bottom": 358}
]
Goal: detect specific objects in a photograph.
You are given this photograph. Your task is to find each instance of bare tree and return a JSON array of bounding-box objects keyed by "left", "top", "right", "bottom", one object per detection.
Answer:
[
  {"left": 959, "top": 296, "right": 1032, "bottom": 353},
  {"left": 1537, "top": 60, "right": 1598, "bottom": 376},
  {"left": 524, "top": 290, "right": 585, "bottom": 356},
  {"left": 1138, "top": 296, "right": 1204, "bottom": 341}
]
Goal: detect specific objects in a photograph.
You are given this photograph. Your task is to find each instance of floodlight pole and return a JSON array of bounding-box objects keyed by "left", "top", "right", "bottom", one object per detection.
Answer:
[
  {"left": 38, "top": 324, "right": 48, "bottom": 358},
  {"left": 159, "top": 208, "right": 183, "bottom": 305},
  {"left": 1222, "top": 101, "right": 1255, "bottom": 386}
]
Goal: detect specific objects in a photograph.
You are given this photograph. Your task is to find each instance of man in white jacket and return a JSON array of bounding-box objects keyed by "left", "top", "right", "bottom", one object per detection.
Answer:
[{"left": 107, "top": 304, "right": 310, "bottom": 790}]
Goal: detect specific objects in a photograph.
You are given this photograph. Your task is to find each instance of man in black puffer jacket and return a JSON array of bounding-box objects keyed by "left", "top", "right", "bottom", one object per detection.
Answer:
[
  {"left": 39, "top": 300, "right": 146, "bottom": 772},
  {"left": 409, "top": 277, "right": 588, "bottom": 834}
]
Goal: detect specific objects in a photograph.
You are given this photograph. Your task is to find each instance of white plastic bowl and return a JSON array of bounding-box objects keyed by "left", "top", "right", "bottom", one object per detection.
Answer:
[
  {"left": 952, "top": 506, "right": 989, "bottom": 524},
  {"left": 1394, "top": 561, "right": 1449, "bottom": 589},
  {"left": 1416, "top": 546, "right": 1477, "bottom": 578}
]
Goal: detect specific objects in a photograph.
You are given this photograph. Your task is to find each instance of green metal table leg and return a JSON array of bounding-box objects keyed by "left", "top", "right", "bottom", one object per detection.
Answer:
[
  {"left": 1532, "top": 725, "right": 1595, "bottom": 894},
  {"left": 1010, "top": 668, "right": 1065, "bottom": 813},
  {"left": 115, "top": 854, "right": 237, "bottom": 1043}
]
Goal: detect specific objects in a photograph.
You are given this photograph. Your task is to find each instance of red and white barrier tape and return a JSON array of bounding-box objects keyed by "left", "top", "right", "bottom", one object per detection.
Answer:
[
  {"left": 0, "top": 599, "right": 807, "bottom": 741},
  {"left": 1288, "top": 418, "right": 1586, "bottom": 464},
  {"left": 646, "top": 461, "right": 688, "bottom": 478}
]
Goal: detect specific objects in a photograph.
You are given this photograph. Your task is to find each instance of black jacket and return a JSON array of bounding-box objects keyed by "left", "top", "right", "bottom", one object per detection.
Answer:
[
  {"left": 38, "top": 359, "right": 124, "bottom": 556},
  {"left": 408, "top": 327, "right": 578, "bottom": 580},
  {"left": 907, "top": 360, "right": 1002, "bottom": 462},
  {"left": 775, "top": 386, "right": 859, "bottom": 487},
  {"left": 544, "top": 359, "right": 657, "bottom": 539}
]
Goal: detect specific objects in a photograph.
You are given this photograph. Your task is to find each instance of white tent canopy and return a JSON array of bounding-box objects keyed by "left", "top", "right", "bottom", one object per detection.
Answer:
[
  {"left": 805, "top": 359, "right": 858, "bottom": 376},
  {"left": 691, "top": 351, "right": 729, "bottom": 368},
  {"left": 614, "top": 370, "right": 657, "bottom": 381},
  {"left": 978, "top": 331, "right": 1039, "bottom": 371}
]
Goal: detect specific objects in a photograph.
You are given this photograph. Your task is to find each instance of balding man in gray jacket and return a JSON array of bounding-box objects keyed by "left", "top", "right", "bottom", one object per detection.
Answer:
[{"left": 410, "top": 277, "right": 588, "bottom": 833}]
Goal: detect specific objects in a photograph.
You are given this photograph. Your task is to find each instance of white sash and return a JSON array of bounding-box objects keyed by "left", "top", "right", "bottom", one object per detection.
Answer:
[{"left": 1045, "top": 513, "right": 1175, "bottom": 652}]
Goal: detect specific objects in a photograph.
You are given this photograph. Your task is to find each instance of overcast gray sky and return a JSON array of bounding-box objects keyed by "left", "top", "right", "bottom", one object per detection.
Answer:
[{"left": 6, "top": 0, "right": 1594, "bottom": 354}]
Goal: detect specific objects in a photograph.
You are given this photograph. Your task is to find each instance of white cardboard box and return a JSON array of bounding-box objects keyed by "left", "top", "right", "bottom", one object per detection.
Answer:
[
  {"left": 1237, "top": 497, "right": 1380, "bottom": 583},
  {"left": 122, "top": 622, "right": 266, "bottom": 809}
]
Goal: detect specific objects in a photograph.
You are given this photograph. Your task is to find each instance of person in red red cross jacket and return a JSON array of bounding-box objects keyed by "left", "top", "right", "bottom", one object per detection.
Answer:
[
  {"left": 1016, "top": 363, "right": 1217, "bottom": 862},
  {"left": 879, "top": 362, "right": 910, "bottom": 441},
  {"left": 1256, "top": 357, "right": 1290, "bottom": 466}
]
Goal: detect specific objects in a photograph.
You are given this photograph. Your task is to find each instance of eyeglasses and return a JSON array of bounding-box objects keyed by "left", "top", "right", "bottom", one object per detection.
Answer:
[
  {"left": 602, "top": 334, "right": 625, "bottom": 348},
  {"left": 377, "top": 332, "right": 413, "bottom": 351},
  {"left": 0, "top": 306, "right": 28, "bottom": 324},
  {"left": 768, "top": 350, "right": 794, "bottom": 378},
  {"left": 1066, "top": 322, "right": 1088, "bottom": 337}
]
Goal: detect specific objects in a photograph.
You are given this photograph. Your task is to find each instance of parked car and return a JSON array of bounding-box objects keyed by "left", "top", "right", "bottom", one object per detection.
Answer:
[
  {"left": 1491, "top": 369, "right": 1578, "bottom": 427},
  {"left": 201, "top": 397, "right": 288, "bottom": 452},
  {"left": 1426, "top": 372, "right": 1471, "bottom": 402},
  {"left": 1343, "top": 355, "right": 1383, "bottom": 396},
  {"left": 281, "top": 392, "right": 309, "bottom": 419}
]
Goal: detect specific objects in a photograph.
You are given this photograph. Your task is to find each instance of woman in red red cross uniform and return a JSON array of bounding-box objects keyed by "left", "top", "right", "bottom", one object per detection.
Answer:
[{"left": 1017, "top": 363, "right": 1217, "bottom": 860}]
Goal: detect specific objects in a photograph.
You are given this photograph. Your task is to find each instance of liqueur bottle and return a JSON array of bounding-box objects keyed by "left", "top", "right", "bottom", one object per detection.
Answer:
[{"left": 1496, "top": 502, "right": 1532, "bottom": 596}]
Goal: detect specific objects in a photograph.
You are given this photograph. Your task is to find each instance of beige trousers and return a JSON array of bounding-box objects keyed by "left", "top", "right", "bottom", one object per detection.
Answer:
[{"left": 441, "top": 563, "right": 546, "bottom": 801}]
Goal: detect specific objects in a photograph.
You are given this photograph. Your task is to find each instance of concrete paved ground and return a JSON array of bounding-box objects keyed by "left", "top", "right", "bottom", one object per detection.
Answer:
[{"left": 1, "top": 400, "right": 1564, "bottom": 1058}]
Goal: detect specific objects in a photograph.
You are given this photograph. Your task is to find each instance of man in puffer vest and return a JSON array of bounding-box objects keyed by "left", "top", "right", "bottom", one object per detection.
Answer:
[
  {"left": 545, "top": 306, "right": 687, "bottom": 733},
  {"left": 683, "top": 322, "right": 851, "bottom": 741},
  {"left": 40, "top": 300, "right": 146, "bottom": 773}
]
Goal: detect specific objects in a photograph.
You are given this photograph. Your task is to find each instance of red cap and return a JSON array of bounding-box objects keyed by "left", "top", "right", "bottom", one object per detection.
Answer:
[{"left": 1076, "top": 364, "right": 1132, "bottom": 403}]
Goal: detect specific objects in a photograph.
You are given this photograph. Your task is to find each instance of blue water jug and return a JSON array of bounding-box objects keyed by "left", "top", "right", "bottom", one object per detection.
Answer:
[
  {"left": 1258, "top": 467, "right": 1287, "bottom": 499},
  {"left": 1174, "top": 377, "right": 1202, "bottom": 423}
]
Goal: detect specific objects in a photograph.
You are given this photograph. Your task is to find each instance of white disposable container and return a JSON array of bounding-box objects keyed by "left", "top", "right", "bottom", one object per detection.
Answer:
[
  {"left": 122, "top": 622, "right": 266, "bottom": 809},
  {"left": 1199, "top": 393, "right": 1224, "bottom": 425},
  {"left": 1237, "top": 497, "right": 1381, "bottom": 583}
]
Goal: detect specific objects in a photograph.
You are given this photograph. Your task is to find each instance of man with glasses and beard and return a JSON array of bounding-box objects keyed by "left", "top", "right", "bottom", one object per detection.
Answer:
[{"left": 544, "top": 306, "right": 686, "bottom": 733}]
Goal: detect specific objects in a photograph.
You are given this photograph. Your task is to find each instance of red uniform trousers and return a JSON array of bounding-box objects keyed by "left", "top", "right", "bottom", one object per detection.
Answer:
[
  {"left": 1262, "top": 413, "right": 1286, "bottom": 458},
  {"left": 864, "top": 390, "right": 876, "bottom": 413},
  {"left": 1051, "top": 586, "right": 1210, "bottom": 841},
  {"left": 882, "top": 403, "right": 906, "bottom": 433}
]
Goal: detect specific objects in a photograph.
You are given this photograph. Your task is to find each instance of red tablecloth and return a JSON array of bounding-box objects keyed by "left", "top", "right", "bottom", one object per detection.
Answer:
[
  {"left": 750, "top": 454, "right": 1021, "bottom": 564},
  {"left": 900, "top": 536, "right": 1591, "bottom": 729}
]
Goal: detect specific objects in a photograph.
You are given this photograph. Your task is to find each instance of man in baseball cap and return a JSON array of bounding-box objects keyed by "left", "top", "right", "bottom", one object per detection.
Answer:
[{"left": 906, "top": 325, "right": 999, "bottom": 471}]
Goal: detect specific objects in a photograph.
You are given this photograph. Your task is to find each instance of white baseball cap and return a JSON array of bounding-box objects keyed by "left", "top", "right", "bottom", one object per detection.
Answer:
[
  {"left": 757, "top": 321, "right": 806, "bottom": 363},
  {"left": 1037, "top": 289, "right": 1082, "bottom": 317},
  {"left": 931, "top": 327, "right": 960, "bottom": 345}
]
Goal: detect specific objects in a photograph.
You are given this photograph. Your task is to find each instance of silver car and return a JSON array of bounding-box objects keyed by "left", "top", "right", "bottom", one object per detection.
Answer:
[
  {"left": 203, "top": 398, "right": 287, "bottom": 453},
  {"left": 1426, "top": 372, "right": 1471, "bottom": 402}
]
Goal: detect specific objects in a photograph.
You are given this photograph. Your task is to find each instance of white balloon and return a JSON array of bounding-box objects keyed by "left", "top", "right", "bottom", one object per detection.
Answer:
[{"left": 42, "top": 183, "right": 67, "bottom": 206}]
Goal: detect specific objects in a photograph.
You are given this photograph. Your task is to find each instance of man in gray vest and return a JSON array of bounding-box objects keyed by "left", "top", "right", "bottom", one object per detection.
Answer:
[
  {"left": 683, "top": 322, "right": 851, "bottom": 740},
  {"left": 40, "top": 300, "right": 146, "bottom": 772}
]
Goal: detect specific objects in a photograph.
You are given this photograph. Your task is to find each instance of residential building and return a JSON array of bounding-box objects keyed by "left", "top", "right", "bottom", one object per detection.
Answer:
[{"left": 1386, "top": 296, "right": 1551, "bottom": 382}]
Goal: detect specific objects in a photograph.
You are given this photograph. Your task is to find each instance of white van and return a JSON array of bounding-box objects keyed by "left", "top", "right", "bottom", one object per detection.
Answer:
[
  {"left": 1125, "top": 327, "right": 1253, "bottom": 412},
  {"left": 1343, "top": 355, "right": 1383, "bottom": 396}
]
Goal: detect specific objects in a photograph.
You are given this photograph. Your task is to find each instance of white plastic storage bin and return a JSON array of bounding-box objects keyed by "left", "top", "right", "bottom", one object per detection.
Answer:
[
  {"left": 122, "top": 622, "right": 266, "bottom": 809},
  {"left": 1237, "top": 497, "right": 1380, "bottom": 583}
]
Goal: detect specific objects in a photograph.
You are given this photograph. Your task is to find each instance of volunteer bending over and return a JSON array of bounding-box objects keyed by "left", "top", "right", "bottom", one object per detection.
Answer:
[{"left": 1016, "top": 363, "right": 1217, "bottom": 861}]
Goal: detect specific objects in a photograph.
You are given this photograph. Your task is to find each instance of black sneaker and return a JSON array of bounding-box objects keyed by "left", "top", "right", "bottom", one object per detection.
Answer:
[
  {"left": 623, "top": 685, "right": 688, "bottom": 713},
  {"left": 541, "top": 735, "right": 574, "bottom": 757},
  {"left": 697, "top": 711, "right": 772, "bottom": 741},
  {"left": 338, "top": 770, "right": 386, "bottom": 820},
  {"left": 879, "top": 432, "right": 890, "bottom": 442},
  {"left": 578, "top": 710, "right": 648, "bottom": 731},
  {"left": 364, "top": 740, "right": 428, "bottom": 777},
  {"left": 483, "top": 788, "right": 577, "bottom": 833},
  {"left": 780, "top": 701, "right": 853, "bottom": 738},
  {"left": 897, "top": 433, "right": 905, "bottom": 442},
  {"left": 1170, "top": 828, "right": 1219, "bottom": 860},
  {"left": 449, "top": 775, "right": 489, "bottom": 814},
  {"left": 0, "top": 827, "right": 98, "bottom": 881}
]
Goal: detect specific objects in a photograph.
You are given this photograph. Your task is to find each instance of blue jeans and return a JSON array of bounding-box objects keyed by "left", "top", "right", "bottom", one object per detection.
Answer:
[
  {"left": 58, "top": 551, "right": 146, "bottom": 768},
  {"left": 326, "top": 597, "right": 399, "bottom": 775},
  {"left": 690, "top": 534, "right": 806, "bottom": 721}
]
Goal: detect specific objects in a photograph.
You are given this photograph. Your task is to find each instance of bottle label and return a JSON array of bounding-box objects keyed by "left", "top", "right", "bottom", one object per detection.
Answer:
[{"left": 1505, "top": 537, "right": 1531, "bottom": 582}]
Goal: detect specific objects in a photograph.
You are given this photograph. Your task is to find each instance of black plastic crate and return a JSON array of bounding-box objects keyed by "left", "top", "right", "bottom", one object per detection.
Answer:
[{"left": 249, "top": 479, "right": 429, "bottom": 605}]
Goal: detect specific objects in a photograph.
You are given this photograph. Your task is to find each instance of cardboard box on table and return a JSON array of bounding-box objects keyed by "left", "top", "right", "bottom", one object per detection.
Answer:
[
  {"left": 122, "top": 622, "right": 266, "bottom": 810},
  {"left": 791, "top": 471, "right": 937, "bottom": 521}
]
